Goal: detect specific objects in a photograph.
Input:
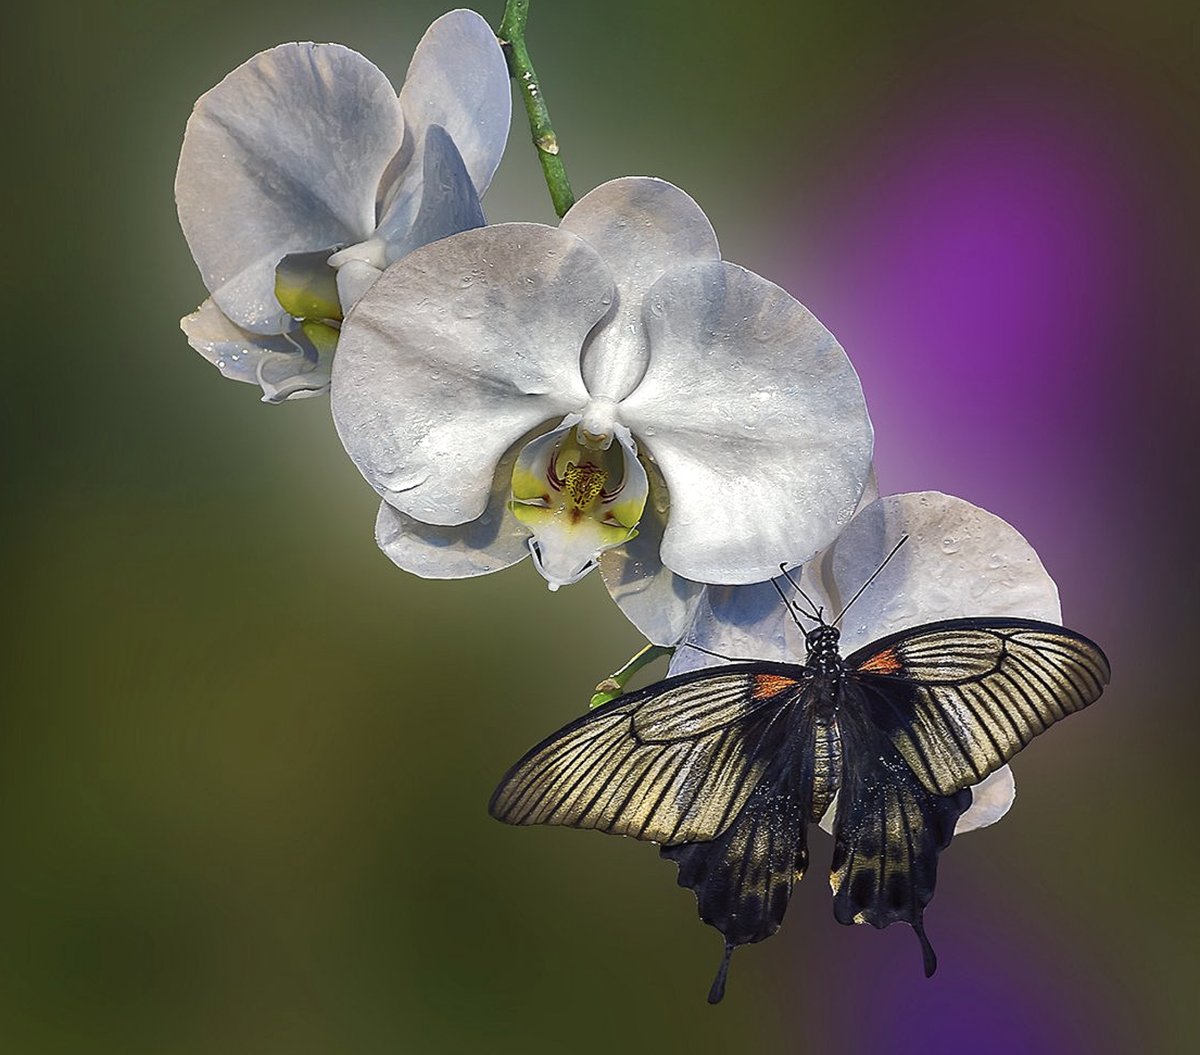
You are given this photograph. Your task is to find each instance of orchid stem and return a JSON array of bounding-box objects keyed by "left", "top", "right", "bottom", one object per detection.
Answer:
[
  {"left": 590, "top": 644, "right": 674, "bottom": 708},
  {"left": 497, "top": 0, "right": 575, "bottom": 218}
]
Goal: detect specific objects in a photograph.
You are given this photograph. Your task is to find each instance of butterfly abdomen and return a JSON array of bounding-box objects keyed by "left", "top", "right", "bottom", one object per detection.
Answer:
[{"left": 810, "top": 715, "right": 842, "bottom": 822}]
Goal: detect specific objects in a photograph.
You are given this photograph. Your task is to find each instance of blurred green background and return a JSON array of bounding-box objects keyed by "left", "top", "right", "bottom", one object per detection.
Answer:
[{"left": 4, "top": 1, "right": 1196, "bottom": 1052}]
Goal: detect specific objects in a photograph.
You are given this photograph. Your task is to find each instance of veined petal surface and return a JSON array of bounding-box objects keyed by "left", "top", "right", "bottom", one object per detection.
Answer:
[
  {"left": 619, "top": 261, "right": 873, "bottom": 583},
  {"left": 176, "top": 44, "right": 404, "bottom": 332},
  {"left": 563, "top": 178, "right": 720, "bottom": 404},
  {"left": 331, "top": 225, "right": 610, "bottom": 526}
]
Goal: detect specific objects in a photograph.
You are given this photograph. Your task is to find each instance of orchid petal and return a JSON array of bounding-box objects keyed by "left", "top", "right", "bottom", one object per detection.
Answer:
[
  {"left": 331, "top": 225, "right": 609, "bottom": 525},
  {"left": 377, "top": 123, "right": 486, "bottom": 264},
  {"left": 176, "top": 44, "right": 404, "bottom": 332},
  {"left": 335, "top": 260, "right": 384, "bottom": 312},
  {"left": 562, "top": 178, "right": 721, "bottom": 405},
  {"left": 374, "top": 439, "right": 530, "bottom": 578},
  {"left": 669, "top": 578, "right": 803, "bottom": 676},
  {"left": 619, "top": 261, "right": 873, "bottom": 583},
  {"left": 811, "top": 491, "right": 1062, "bottom": 656},
  {"left": 672, "top": 491, "right": 1061, "bottom": 671},
  {"left": 599, "top": 460, "right": 707, "bottom": 646},
  {"left": 180, "top": 299, "right": 332, "bottom": 402},
  {"left": 397, "top": 9, "right": 511, "bottom": 198},
  {"left": 956, "top": 766, "right": 1016, "bottom": 833},
  {"left": 664, "top": 466, "right": 879, "bottom": 667}
]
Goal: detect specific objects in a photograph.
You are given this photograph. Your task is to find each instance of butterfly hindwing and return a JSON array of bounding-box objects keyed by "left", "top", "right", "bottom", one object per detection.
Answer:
[
  {"left": 830, "top": 679, "right": 972, "bottom": 974},
  {"left": 846, "top": 618, "right": 1110, "bottom": 795},
  {"left": 662, "top": 710, "right": 818, "bottom": 1002},
  {"left": 489, "top": 664, "right": 806, "bottom": 845}
]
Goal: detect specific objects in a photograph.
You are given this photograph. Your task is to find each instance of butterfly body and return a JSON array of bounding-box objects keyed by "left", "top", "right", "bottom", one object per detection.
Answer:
[{"left": 490, "top": 617, "right": 1109, "bottom": 1002}]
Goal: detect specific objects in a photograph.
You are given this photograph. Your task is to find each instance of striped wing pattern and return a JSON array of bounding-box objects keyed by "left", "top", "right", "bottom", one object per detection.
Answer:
[
  {"left": 830, "top": 686, "right": 972, "bottom": 976},
  {"left": 662, "top": 742, "right": 813, "bottom": 1002},
  {"left": 489, "top": 667, "right": 805, "bottom": 846},
  {"left": 847, "top": 618, "right": 1110, "bottom": 796}
]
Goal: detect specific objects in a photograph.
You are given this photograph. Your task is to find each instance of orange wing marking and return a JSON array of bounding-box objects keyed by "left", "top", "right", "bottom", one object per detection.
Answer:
[
  {"left": 751, "top": 674, "right": 799, "bottom": 700},
  {"left": 855, "top": 646, "right": 903, "bottom": 675}
]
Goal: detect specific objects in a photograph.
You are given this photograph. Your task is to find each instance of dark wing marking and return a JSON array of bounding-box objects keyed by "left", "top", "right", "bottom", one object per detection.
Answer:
[
  {"left": 845, "top": 618, "right": 1110, "bottom": 795},
  {"left": 489, "top": 664, "right": 806, "bottom": 846},
  {"left": 662, "top": 714, "right": 816, "bottom": 1003},
  {"left": 831, "top": 680, "right": 972, "bottom": 975}
]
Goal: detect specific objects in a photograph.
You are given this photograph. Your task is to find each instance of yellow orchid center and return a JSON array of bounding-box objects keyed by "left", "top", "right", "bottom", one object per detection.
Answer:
[{"left": 509, "top": 424, "right": 649, "bottom": 590}]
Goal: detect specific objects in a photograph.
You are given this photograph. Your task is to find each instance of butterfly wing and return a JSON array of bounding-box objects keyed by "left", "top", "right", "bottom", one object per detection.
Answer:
[
  {"left": 490, "top": 663, "right": 816, "bottom": 1003},
  {"left": 489, "top": 664, "right": 806, "bottom": 845},
  {"left": 830, "top": 617, "right": 1109, "bottom": 972},
  {"left": 662, "top": 711, "right": 817, "bottom": 1001},
  {"left": 844, "top": 617, "right": 1110, "bottom": 795},
  {"left": 830, "top": 679, "right": 972, "bottom": 975}
]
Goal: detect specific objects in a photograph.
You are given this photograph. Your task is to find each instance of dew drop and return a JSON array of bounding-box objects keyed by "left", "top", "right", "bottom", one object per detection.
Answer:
[{"left": 941, "top": 536, "right": 961, "bottom": 554}]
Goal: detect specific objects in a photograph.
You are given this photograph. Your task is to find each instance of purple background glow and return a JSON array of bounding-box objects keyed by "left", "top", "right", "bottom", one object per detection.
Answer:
[{"left": 4, "top": 1, "right": 1195, "bottom": 1052}]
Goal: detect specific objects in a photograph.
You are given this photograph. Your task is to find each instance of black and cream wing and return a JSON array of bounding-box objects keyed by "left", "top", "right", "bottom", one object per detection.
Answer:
[
  {"left": 489, "top": 664, "right": 806, "bottom": 846},
  {"left": 830, "top": 680, "right": 972, "bottom": 975},
  {"left": 845, "top": 617, "right": 1110, "bottom": 796},
  {"left": 662, "top": 732, "right": 815, "bottom": 1003}
]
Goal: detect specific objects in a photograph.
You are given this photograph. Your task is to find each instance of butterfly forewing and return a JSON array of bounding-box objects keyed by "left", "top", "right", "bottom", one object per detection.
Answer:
[
  {"left": 846, "top": 618, "right": 1110, "bottom": 796},
  {"left": 489, "top": 666, "right": 806, "bottom": 845}
]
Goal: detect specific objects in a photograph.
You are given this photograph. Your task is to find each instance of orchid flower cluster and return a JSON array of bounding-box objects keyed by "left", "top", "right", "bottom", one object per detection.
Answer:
[{"left": 175, "top": 6, "right": 1065, "bottom": 830}]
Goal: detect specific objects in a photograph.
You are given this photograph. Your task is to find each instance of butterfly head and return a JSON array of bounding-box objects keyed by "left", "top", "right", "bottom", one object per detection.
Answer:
[{"left": 805, "top": 624, "right": 842, "bottom": 668}]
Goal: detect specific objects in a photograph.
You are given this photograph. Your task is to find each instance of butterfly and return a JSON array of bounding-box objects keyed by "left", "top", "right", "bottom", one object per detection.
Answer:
[{"left": 489, "top": 596, "right": 1109, "bottom": 1002}]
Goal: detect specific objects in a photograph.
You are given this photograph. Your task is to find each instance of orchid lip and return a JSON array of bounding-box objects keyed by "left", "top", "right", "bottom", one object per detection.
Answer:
[{"left": 509, "top": 420, "right": 650, "bottom": 589}]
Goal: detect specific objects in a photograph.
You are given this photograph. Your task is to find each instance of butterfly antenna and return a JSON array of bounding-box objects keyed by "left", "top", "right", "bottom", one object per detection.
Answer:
[
  {"left": 770, "top": 577, "right": 813, "bottom": 632},
  {"left": 680, "top": 642, "right": 740, "bottom": 662},
  {"left": 777, "top": 563, "right": 823, "bottom": 623},
  {"left": 707, "top": 941, "right": 736, "bottom": 1004},
  {"left": 831, "top": 534, "right": 910, "bottom": 628}
]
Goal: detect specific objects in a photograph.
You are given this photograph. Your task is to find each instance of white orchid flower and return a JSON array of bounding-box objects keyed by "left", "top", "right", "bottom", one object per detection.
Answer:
[
  {"left": 668, "top": 489, "right": 1065, "bottom": 833},
  {"left": 176, "top": 9, "right": 511, "bottom": 402},
  {"left": 331, "top": 176, "right": 874, "bottom": 636}
]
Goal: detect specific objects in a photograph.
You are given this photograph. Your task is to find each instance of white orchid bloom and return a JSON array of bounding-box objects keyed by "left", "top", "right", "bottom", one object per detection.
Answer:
[
  {"left": 669, "top": 490, "right": 1066, "bottom": 834},
  {"left": 331, "top": 177, "right": 874, "bottom": 636},
  {"left": 176, "top": 9, "right": 511, "bottom": 402}
]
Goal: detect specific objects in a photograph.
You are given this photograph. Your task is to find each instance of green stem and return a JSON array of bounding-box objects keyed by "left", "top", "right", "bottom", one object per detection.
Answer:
[
  {"left": 590, "top": 644, "right": 674, "bottom": 708},
  {"left": 498, "top": 0, "right": 575, "bottom": 218}
]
